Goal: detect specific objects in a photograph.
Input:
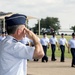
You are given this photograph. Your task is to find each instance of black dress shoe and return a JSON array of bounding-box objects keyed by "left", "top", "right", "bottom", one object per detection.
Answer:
[
  {"left": 71, "top": 65, "right": 75, "bottom": 68},
  {"left": 46, "top": 59, "right": 48, "bottom": 62},
  {"left": 60, "top": 60, "right": 65, "bottom": 62},
  {"left": 51, "top": 59, "right": 57, "bottom": 61},
  {"left": 53, "top": 59, "right": 57, "bottom": 61},
  {"left": 54, "top": 59, "right": 57, "bottom": 61},
  {"left": 34, "top": 59, "right": 39, "bottom": 61},
  {"left": 42, "top": 60, "right": 45, "bottom": 62}
]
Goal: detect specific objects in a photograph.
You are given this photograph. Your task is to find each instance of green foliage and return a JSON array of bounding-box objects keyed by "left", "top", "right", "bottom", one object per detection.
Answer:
[
  {"left": 33, "top": 17, "right": 60, "bottom": 34},
  {"left": 70, "top": 25, "right": 75, "bottom": 32}
]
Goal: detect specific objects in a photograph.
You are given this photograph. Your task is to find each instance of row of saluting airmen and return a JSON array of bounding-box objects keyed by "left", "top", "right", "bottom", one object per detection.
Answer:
[{"left": 0, "top": 31, "right": 75, "bottom": 67}]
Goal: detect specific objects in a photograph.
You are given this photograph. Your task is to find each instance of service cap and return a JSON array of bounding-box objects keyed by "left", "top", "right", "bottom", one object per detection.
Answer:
[{"left": 5, "top": 14, "right": 27, "bottom": 26}]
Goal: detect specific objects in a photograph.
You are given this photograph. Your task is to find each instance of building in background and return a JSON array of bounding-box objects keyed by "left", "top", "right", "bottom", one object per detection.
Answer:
[
  {"left": 0, "top": 12, "right": 40, "bottom": 36},
  {"left": 58, "top": 29, "right": 74, "bottom": 35},
  {"left": 0, "top": 12, "right": 13, "bottom": 34}
]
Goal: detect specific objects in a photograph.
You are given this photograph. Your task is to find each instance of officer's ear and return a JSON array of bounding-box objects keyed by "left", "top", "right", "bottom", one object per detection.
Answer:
[{"left": 16, "top": 29, "right": 22, "bottom": 35}]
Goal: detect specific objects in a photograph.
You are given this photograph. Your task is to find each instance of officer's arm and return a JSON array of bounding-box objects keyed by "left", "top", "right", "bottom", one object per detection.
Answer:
[
  {"left": 24, "top": 27, "right": 44, "bottom": 59},
  {"left": 48, "top": 42, "right": 50, "bottom": 49},
  {"left": 56, "top": 41, "right": 59, "bottom": 48},
  {"left": 58, "top": 43, "right": 60, "bottom": 50},
  {"left": 65, "top": 42, "right": 68, "bottom": 48},
  {"left": 68, "top": 44, "right": 70, "bottom": 53}
]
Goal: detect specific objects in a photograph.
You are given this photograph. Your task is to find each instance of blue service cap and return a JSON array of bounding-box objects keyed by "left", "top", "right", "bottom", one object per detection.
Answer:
[
  {"left": 61, "top": 33, "right": 64, "bottom": 35},
  {"left": 72, "top": 32, "right": 75, "bottom": 36},
  {"left": 5, "top": 14, "right": 27, "bottom": 26},
  {"left": 43, "top": 32, "right": 46, "bottom": 35},
  {"left": 2, "top": 32, "right": 5, "bottom": 34}
]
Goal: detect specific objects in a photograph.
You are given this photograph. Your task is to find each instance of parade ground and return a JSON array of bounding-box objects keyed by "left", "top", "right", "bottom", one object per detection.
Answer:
[{"left": 27, "top": 57, "right": 75, "bottom": 75}]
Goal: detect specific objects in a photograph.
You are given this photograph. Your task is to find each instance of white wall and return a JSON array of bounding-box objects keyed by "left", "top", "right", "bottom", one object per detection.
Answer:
[{"left": 58, "top": 30, "right": 73, "bottom": 35}]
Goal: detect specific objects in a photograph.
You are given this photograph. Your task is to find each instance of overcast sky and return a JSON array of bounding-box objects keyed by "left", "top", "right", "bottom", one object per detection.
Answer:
[{"left": 0, "top": 0, "right": 75, "bottom": 29}]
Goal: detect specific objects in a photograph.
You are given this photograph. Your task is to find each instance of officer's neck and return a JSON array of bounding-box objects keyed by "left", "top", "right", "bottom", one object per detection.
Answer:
[{"left": 10, "top": 34, "right": 22, "bottom": 41}]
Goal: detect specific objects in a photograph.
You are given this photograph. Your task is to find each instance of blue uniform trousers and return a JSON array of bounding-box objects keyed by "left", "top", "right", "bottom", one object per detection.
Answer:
[
  {"left": 42, "top": 45, "right": 47, "bottom": 55},
  {"left": 60, "top": 45, "right": 65, "bottom": 62},
  {"left": 71, "top": 48, "right": 75, "bottom": 66},
  {"left": 42, "top": 45, "right": 48, "bottom": 62},
  {"left": 51, "top": 44, "right": 56, "bottom": 60}
]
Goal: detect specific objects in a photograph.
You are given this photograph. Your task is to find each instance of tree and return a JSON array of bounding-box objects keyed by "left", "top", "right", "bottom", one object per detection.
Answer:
[
  {"left": 70, "top": 26, "right": 75, "bottom": 32},
  {"left": 33, "top": 17, "right": 60, "bottom": 34}
]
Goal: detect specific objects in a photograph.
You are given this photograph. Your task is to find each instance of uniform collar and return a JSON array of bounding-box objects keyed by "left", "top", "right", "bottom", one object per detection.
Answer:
[{"left": 6, "top": 35, "right": 18, "bottom": 41}]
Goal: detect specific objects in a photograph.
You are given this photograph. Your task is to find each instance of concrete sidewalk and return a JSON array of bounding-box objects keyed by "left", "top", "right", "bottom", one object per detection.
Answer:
[{"left": 27, "top": 57, "right": 75, "bottom": 75}]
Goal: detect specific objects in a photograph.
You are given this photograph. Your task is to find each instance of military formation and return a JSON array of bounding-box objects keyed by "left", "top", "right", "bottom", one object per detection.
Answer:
[
  {"left": 0, "top": 30, "right": 75, "bottom": 68},
  {"left": 1, "top": 13, "right": 75, "bottom": 75}
]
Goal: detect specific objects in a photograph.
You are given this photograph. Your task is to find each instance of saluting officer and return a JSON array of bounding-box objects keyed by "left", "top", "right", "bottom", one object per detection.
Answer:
[
  {"left": 59, "top": 33, "right": 68, "bottom": 62},
  {"left": 68, "top": 32, "right": 75, "bottom": 67},
  {"left": 49, "top": 32, "right": 58, "bottom": 61},
  {"left": 40, "top": 33, "right": 50, "bottom": 62},
  {"left": 0, "top": 14, "right": 44, "bottom": 75}
]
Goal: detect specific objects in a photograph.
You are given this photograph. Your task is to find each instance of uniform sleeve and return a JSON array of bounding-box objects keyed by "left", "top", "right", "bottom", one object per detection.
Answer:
[
  {"left": 65, "top": 38, "right": 68, "bottom": 44},
  {"left": 7, "top": 42, "right": 35, "bottom": 60},
  {"left": 49, "top": 38, "right": 51, "bottom": 43}
]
